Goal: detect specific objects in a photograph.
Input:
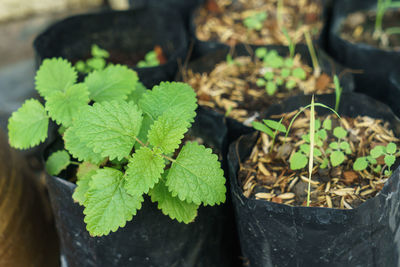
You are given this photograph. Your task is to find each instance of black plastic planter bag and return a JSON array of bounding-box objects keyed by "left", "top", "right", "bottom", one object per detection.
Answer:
[
  {"left": 227, "top": 92, "right": 400, "bottom": 266},
  {"left": 46, "top": 106, "right": 239, "bottom": 267},
  {"left": 325, "top": 0, "right": 400, "bottom": 102},
  {"left": 388, "top": 71, "right": 400, "bottom": 118},
  {"left": 180, "top": 43, "right": 355, "bottom": 144},
  {"left": 33, "top": 7, "right": 188, "bottom": 89}
]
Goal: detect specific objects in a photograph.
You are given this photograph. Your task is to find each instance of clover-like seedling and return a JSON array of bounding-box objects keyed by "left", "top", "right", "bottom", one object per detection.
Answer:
[
  {"left": 254, "top": 47, "right": 307, "bottom": 96},
  {"left": 137, "top": 50, "right": 160, "bottom": 68},
  {"left": 252, "top": 118, "right": 286, "bottom": 152},
  {"left": 75, "top": 44, "right": 109, "bottom": 73},
  {"left": 325, "top": 126, "right": 352, "bottom": 167},
  {"left": 8, "top": 58, "right": 226, "bottom": 237},
  {"left": 354, "top": 142, "right": 399, "bottom": 176},
  {"left": 243, "top": 11, "right": 267, "bottom": 31}
]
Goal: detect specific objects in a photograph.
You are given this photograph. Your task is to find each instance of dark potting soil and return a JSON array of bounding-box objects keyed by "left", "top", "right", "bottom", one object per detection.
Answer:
[
  {"left": 238, "top": 110, "right": 399, "bottom": 209},
  {"left": 340, "top": 9, "right": 400, "bottom": 51},
  {"left": 184, "top": 51, "right": 334, "bottom": 126},
  {"left": 194, "top": 0, "right": 323, "bottom": 46}
]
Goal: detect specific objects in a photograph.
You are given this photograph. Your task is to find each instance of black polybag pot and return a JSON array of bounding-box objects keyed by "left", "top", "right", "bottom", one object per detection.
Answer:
[
  {"left": 325, "top": 0, "right": 400, "bottom": 102},
  {"left": 180, "top": 43, "right": 355, "bottom": 144},
  {"left": 227, "top": 92, "right": 400, "bottom": 266},
  {"left": 388, "top": 71, "right": 400, "bottom": 118},
  {"left": 33, "top": 7, "right": 188, "bottom": 89},
  {"left": 46, "top": 106, "right": 239, "bottom": 267}
]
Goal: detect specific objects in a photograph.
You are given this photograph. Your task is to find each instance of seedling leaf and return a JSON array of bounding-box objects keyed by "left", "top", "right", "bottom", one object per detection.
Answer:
[
  {"left": 386, "top": 142, "right": 397, "bottom": 154},
  {"left": 371, "top": 146, "right": 385, "bottom": 158},
  {"left": 8, "top": 99, "right": 49, "bottom": 149},
  {"left": 385, "top": 154, "right": 396, "bottom": 167},
  {"left": 45, "top": 150, "right": 70, "bottom": 176},
  {"left": 333, "top": 127, "right": 347, "bottom": 139},
  {"left": 330, "top": 150, "right": 345, "bottom": 167},
  {"left": 290, "top": 152, "right": 308, "bottom": 170},
  {"left": 73, "top": 163, "right": 99, "bottom": 205},
  {"left": 252, "top": 121, "right": 274, "bottom": 137},
  {"left": 263, "top": 119, "right": 287, "bottom": 133},
  {"left": 166, "top": 142, "right": 226, "bottom": 205}
]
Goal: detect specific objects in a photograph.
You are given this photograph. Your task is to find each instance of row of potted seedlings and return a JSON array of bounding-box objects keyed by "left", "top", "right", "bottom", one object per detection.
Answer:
[{"left": 5, "top": 0, "right": 400, "bottom": 266}]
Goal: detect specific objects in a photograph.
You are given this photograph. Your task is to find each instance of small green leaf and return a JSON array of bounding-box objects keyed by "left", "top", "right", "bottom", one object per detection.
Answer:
[
  {"left": 322, "top": 119, "right": 332, "bottom": 130},
  {"left": 45, "top": 150, "right": 70, "bottom": 176},
  {"left": 286, "top": 79, "right": 296, "bottom": 90},
  {"left": 149, "top": 175, "right": 199, "bottom": 224},
  {"left": 45, "top": 83, "right": 90, "bottom": 127},
  {"left": 269, "top": 56, "right": 284, "bottom": 68},
  {"left": 124, "top": 147, "right": 166, "bottom": 196},
  {"left": 373, "top": 165, "right": 382, "bottom": 173},
  {"left": 84, "top": 64, "right": 138, "bottom": 102},
  {"left": 87, "top": 57, "right": 106, "bottom": 71},
  {"left": 314, "top": 119, "right": 321, "bottom": 130},
  {"left": 84, "top": 168, "right": 144, "bottom": 236},
  {"left": 333, "top": 127, "right": 347, "bottom": 139},
  {"left": 166, "top": 142, "right": 226, "bottom": 205},
  {"left": 320, "top": 158, "right": 329, "bottom": 168},
  {"left": 371, "top": 146, "right": 385, "bottom": 158},
  {"left": 340, "top": 142, "right": 351, "bottom": 152},
  {"left": 8, "top": 99, "right": 49, "bottom": 149},
  {"left": 263, "top": 119, "right": 286, "bottom": 133},
  {"left": 255, "top": 48, "right": 267, "bottom": 58},
  {"left": 316, "top": 129, "right": 327, "bottom": 140},
  {"left": 290, "top": 152, "right": 308, "bottom": 170},
  {"left": 384, "top": 154, "right": 396, "bottom": 167},
  {"left": 386, "top": 142, "right": 397, "bottom": 154},
  {"left": 264, "top": 71, "right": 274, "bottom": 80},
  {"left": 384, "top": 170, "right": 392, "bottom": 176},
  {"left": 329, "top": 142, "right": 339, "bottom": 149},
  {"left": 75, "top": 60, "right": 87, "bottom": 72},
  {"left": 252, "top": 121, "right": 274, "bottom": 138},
  {"left": 126, "top": 81, "right": 148, "bottom": 105},
  {"left": 91, "top": 44, "right": 109, "bottom": 58},
  {"left": 73, "top": 162, "right": 99, "bottom": 205},
  {"left": 284, "top": 58, "right": 294, "bottom": 68},
  {"left": 314, "top": 148, "right": 322, "bottom": 157},
  {"left": 367, "top": 156, "right": 377, "bottom": 165},
  {"left": 256, "top": 78, "right": 266, "bottom": 87},
  {"left": 292, "top": 68, "right": 306, "bottom": 80},
  {"left": 35, "top": 58, "right": 77, "bottom": 98},
  {"left": 300, "top": 144, "right": 310, "bottom": 154},
  {"left": 330, "top": 150, "right": 345, "bottom": 167},
  {"left": 353, "top": 157, "right": 368, "bottom": 171},
  {"left": 72, "top": 101, "right": 143, "bottom": 160},
  {"left": 266, "top": 81, "right": 277, "bottom": 95},
  {"left": 281, "top": 68, "right": 291, "bottom": 78},
  {"left": 275, "top": 77, "right": 284, "bottom": 86}
]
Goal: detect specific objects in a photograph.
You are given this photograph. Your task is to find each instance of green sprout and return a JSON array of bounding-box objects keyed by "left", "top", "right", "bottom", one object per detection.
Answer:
[
  {"left": 75, "top": 44, "right": 109, "bottom": 73},
  {"left": 334, "top": 75, "right": 342, "bottom": 112},
  {"left": 255, "top": 47, "right": 307, "bottom": 96},
  {"left": 375, "top": 0, "right": 400, "bottom": 37},
  {"left": 304, "top": 30, "right": 320, "bottom": 77},
  {"left": 137, "top": 50, "right": 160, "bottom": 68},
  {"left": 243, "top": 11, "right": 267, "bottom": 31},
  {"left": 325, "top": 126, "right": 352, "bottom": 167},
  {"left": 252, "top": 118, "right": 287, "bottom": 152},
  {"left": 282, "top": 27, "right": 295, "bottom": 58},
  {"left": 354, "top": 142, "right": 399, "bottom": 176}
]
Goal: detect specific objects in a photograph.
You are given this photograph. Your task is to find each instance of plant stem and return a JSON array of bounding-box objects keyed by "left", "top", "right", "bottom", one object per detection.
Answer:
[
  {"left": 162, "top": 154, "right": 176, "bottom": 162},
  {"left": 307, "top": 95, "right": 316, "bottom": 207},
  {"left": 304, "top": 30, "right": 320, "bottom": 77}
]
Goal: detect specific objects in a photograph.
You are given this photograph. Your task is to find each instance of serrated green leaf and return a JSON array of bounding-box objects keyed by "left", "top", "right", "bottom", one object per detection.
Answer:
[
  {"left": 166, "top": 142, "right": 226, "bottom": 205},
  {"left": 147, "top": 108, "right": 189, "bottom": 154},
  {"left": 45, "top": 150, "right": 70, "bottom": 176},
  {"left": 134, "top": 114, "right": 153, "bottom": 150},
  {"left": 385, "top": 154, "right": 396, "bottom": 167},
  {"left": 371, "top": 145, "right": 385, "bottom": 158},
  {"left": 84, "top": 64, "right": 138, "bottom": 102},
  {"left": 8, "top": 99, "right": 49, "bottom": 149},
  {"left": 290, "top": 152, "right": 308, "bottom": 170},
  {"left": 73, "top": 101, "right": 143, "bottom": 161},
  {"left": 263, "top": 119, "right": 286, "bottom": 133},
  {"left": 386, "top": 142, "right": 397, "bottom": 154},
  {"left": 149, "top": 174, "right": 199, "bottom": 223},
  {"left": 124, "top": 146, "right": 165, "bottom": 196},
  {"left": 73, "top": 162, "right": 99, "bottom": 205},
  {"left": 126, "top": 81, "right": 148, "bottom": 105},
  {"left": 35, "top": 58, "right": 77, "bottom": 98},
  {"left": 333, "top": 127, "right": 347, "bottom": 139},
  {"left": 139, "top": 82, "right": 197, "bottom": 125},
  {"left": 353, "top": 157, "right": 368, "bottom": 171},
  {"left": 251, "top": 121, "right": 274, "bottom": 138},
  {"left": 84, "top": 168, "right": 143, "bottom": 236},
  {"left": 63, "top": 126, "right": 105, "bottom": 164},
  {"left": 330, "top": 150, "right": 345, "bottom": 167},
  {"left": 45, "top": 83, "right": 90, "bottom": 127}
]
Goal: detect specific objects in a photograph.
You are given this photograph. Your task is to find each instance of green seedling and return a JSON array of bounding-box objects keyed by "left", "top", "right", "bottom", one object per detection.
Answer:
[
  {"left": 8, "top": 58, "right": 226, "bottom": 237},
  {"left": 375, "top": 0, "right": 400, "bottom": 37},
  {"left": 243, "top": 11, "right": 267, "bottom": 31},
  {"left": 326, "top": 126, "right": 352, "bottom": 167},
  {"left": 137, "top": 50, "right": 160, "bottom": 68},
  {"left": 304, "top": 30, "right": 320, "bottom": 77},
  {"left": 282, "top": 27, "right": 295, "bottom": 58},
  {"left": 354, "top": 142, "right": 399, "bottom": 176},
  {"left": 334, "top": 75, "right": 342, "bottom": 112},
  {"left": 75, "top": 44, "right": 109, "bottom": 73},
  {"left": 254, "top": 47, "right": 307, "bottom": 96},
  {"left": 252, "top": 118, "right": 287, "bottom": 152}
]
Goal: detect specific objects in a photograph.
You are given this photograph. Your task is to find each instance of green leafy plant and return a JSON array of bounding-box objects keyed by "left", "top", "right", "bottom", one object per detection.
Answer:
[
  {"left": 243, "top": 11, "right": 267, "bottom": 31},
  {"left": 137, "top": 50, "right": 160, "bottom": 68},
  {"left": 75, "top": 44, "right": 109, "bottom": 73},
  {"left": 255, "top": 47, "right": 307, "bottom": 95},
  {"left": 375, "top": 0, "right": 400, "bottom": 37},
  {"left": 252, "top": 118, "right": 286, "bottom": 152},
  {"left": 8, "top": 58, "right": 226, "bottom": 236},
  {"left": 354, "top": 142, "right": 399, "bottom": 176}
]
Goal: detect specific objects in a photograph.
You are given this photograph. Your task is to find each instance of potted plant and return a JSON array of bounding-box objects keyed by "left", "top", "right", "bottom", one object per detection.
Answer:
[
  {"left": 7, "top": 58, "right": 237, "bottom": 266},
  {"left": 33, "top": 6, "right": 189, "bottom": 89},
  {"left": 0, "top": 129, "right": 59, "bottom": 266},
  {"left": 325, "top": 0, "right": 400, "bottom": 102},
  {"left": 227, "top": 92, "right": 400, "bottom": 266}
]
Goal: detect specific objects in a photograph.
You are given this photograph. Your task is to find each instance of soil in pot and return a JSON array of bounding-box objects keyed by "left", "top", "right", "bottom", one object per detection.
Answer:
[
  {"left": 193, "top": 0, "right": 323, "bottom": 46},
  {"left": 339, "top": 8, "right": 400, "bottom": 51},
  {"left": 183, "top": 45, "right": 338, "bottom": 126},
  {"left": 239, "top": 109, "right": 399, "bottom": 208}
]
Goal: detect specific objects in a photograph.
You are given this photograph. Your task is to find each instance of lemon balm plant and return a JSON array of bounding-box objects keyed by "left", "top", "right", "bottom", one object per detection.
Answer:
[{"left": 8, "top": 58, "right": 226, "bottom": 237}]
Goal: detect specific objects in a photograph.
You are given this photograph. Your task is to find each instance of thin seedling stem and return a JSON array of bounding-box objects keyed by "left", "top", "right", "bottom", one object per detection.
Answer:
[{"left": 307, "top": 95, "right": 316, "bottom": 206}]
